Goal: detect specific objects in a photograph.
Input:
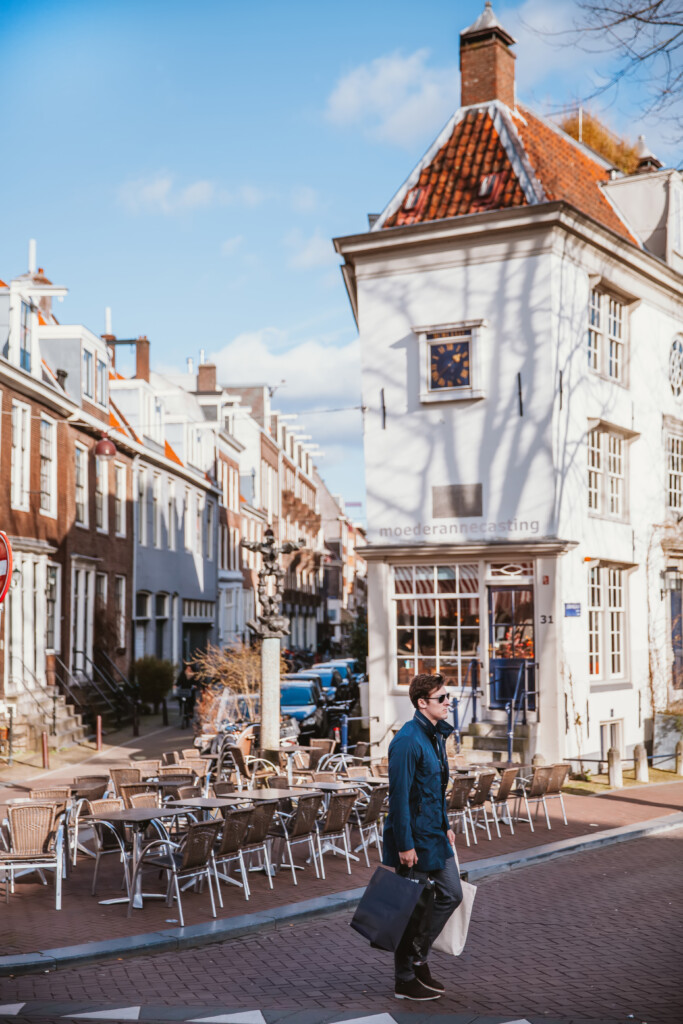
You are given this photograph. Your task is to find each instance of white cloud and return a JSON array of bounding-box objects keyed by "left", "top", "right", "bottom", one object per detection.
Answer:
[
  {"left": 284, "top": 229, "right": 338, "bottom": 271},
  {"left": 220, "top": 235, "right": 244, "bottom": 256},
  {"left": 118, "top": 174, "right": 216, "bottom": 214},
  {"left": 326, "top": 49, "right": 459, "bottom": 147},
  {"left": 291, "top": 186, "right": 320, "bottom": 213}
]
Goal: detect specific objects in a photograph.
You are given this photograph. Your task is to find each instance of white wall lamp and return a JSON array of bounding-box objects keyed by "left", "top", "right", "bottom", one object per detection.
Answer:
[{"left": 660, "top": 565, "right": 682, "bottom": 600}]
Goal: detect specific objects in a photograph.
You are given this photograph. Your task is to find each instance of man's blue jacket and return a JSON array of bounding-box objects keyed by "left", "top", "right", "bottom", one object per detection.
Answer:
[{"left": 382, "top": 710, "right": 453, "bottom": 872}]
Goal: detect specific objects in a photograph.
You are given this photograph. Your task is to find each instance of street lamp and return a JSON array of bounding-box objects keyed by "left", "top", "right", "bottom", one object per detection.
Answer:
[
  {"left": 661, "top": 565, "right": 682, "bottom": 600},
  {"left": 94, "top": 432, "right": 117, "bottom": 460}
]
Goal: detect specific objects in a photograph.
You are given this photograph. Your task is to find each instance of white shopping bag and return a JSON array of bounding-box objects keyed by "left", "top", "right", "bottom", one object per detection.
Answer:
[{"left": 432, "top": 846, "right": 476, "bottom": 957}]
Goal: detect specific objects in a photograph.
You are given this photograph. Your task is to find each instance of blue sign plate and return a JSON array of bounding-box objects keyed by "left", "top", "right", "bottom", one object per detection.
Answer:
[{"left": 564, "top": 603, "right": 581, "bottom": 617}]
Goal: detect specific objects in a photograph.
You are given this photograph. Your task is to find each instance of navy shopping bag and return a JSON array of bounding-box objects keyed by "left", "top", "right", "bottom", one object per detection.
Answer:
[{"left": 350, "top": 866, "right": 432, "bottom": 952}]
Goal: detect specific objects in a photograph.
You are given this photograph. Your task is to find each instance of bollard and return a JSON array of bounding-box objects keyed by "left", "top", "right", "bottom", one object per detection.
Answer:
[
  {"left": 676, "top": 739, "right": 683, "bottom": 776},
  {"left": 340, "top": 714, "right": 349, "bottom": 754},
  {"left": 532, "top": 753, "right": 546, "bottom": 767},
  {"left": 96, "top": 715, "right": 103, "bottom": 752},
  {"left": 608, "top": 747, "right": 623, "bottom": 788},
  {"left": 41, "top": 731, "right": 50, "bottom": 770},
  {"left": 634, "top": 743, "right": 649, "bottom": 783},
  {"left": 161, "top": 698, "right": 168, "bottom": 727}
]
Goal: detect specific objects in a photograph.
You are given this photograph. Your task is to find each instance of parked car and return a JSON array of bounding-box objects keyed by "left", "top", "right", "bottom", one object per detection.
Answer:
[
  {"left": 285, "top": 667, "right": 344, "bottom": 697},
  {"left": 315, "top": 662, "right": 360, "bottom": 702},
  {"left": 280, "top": 679, "right": 328, "bottom": 742}
]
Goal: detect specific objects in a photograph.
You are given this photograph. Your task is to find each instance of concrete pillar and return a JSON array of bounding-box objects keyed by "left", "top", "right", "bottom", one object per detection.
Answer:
[
  {"left": 633, "top": 744, "right": 649, "bottom": 783},
  {"left": 676, "top": 739, "right": 683, "bottom": 776},
  {"left": 608, "top": 747, "right": 623, "bottom": 788},
  {"left": 260, "top": 636, "right": 281, "bottom": 763}
]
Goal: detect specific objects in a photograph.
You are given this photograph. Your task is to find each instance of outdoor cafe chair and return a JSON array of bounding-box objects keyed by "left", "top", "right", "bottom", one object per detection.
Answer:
[
  {"left": 514, "top": 765, "right": 553, "bottom": 831},
  {"left": 127, "top": 819, "right": 221, "bottom": 927},
  {"left": 120, "top": 784, "right": 158, "bottom": 809},
  {"left": 87, "top": 798, "right": 131, "bottom": 897},
  {"left": 545, "top": 763, "right": 570, "bottom": 825},
  {"left": 217, "top": 743, "right": 277, "bottom": 789},
  {"left": 351, "top": 783, "right": 388, "bottom": 865},
  {"left": 212, "top": 808, "right": 252, "bottom": 902},
  {"left": 240, "top": 801, "right": 277, "bottom": 888},
  {"left": 29, "top": 787, "right": 71, "bottom": 808},
  {"left": 447, "top": 776, "right": 476, "bottom": 846},
  {"left": 345, "top": 766, "right": 369, "bottom": 779},
  {"left": 110, "top": 768, "right": 142, "bottom": 796},
  {"left": 128, "top": 793, "right": 161, "bottom": 809},
  {"left": 213, "top": 781, "right": 237, "bottom": 797},
  {"left": 133, "top": 760, "right": 161, "bottom": 779},
  {"left": 370, "top": 762, "right": 389, "bottom": 778},
  {"left": 310, "top": 771, "right": 338, "bottom": 782},
  {"left": 0, "top": 803, "right": 64, "bottom": 909},
  {"left": 467, "top": 771, "right": 497, "bottom": 840},
  {"left": 269, "top": 793, "right": 323, "bottom": 884},
  {"left": 73, "top": 776, "right": 109, "bottom": 801},
  {"left": 316, "top": 790, "right": 357, "bottom": 878},
  {"left": 309, "top": 738, "right": 336, "bottom": 756},
  {"left": 182, "top": 748, "right": 199, "bottom": 760},
  {"left": 161, "top": 751, "right": 181, "bottom": 766},
  {"left": 488, "top": 767, "right": 520, "bottom": 837},
  {"left": 177, "top": 785, "right": 204, "bottom": 801}
]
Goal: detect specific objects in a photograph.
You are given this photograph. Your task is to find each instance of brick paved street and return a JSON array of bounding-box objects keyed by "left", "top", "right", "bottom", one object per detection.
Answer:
[{"left": 1, "top": 828, "right": 681, "bottom": 1024}]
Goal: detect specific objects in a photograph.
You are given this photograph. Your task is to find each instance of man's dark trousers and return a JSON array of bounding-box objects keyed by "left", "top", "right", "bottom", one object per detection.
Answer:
[{"left": 394, "top": 854, "right": 463, "bottom": 982}]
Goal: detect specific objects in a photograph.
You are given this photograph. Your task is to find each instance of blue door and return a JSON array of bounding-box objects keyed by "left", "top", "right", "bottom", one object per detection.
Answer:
[{"left": 488, "top": 586, "right": 536, "bottom": 710}]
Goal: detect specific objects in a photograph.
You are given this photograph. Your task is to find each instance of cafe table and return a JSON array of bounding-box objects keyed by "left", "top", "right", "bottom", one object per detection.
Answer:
[{"left": 86, "top": 805, "right": 185, "bottom": 909}]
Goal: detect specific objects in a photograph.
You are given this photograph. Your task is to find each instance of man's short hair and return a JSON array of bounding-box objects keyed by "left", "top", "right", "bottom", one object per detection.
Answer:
[{"left": 409, "top": 673, "right": 445, "bottom": 708}]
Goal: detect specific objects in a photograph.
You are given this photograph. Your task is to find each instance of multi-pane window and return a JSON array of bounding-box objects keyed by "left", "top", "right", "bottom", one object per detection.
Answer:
[
  {"left": 206, "top": 501, "right": 214, "bottom": 560},
  {"left": 152, "top": 475, "right": 161, "bottom": 547},
  {"left": 667, "top": 435, "right": 683, "bottom": 509},
  {"left": 114, "top": 463, "right": 126, "bottom": 536},
  {"left": 46, "top": 564, "right": 61, "bottom": 653},
  {"left": 39, "top": 416, "right": 56, "bottom": 515},
  {"left": 588, "top": 566, "right": 626, "bottom": 679},
  {"left": 196, "top": 495, "right": 203, "bottom": 554},
  {"left": 137, "top": 468, "right": 147, "bottom": 545},
  {"left": 75, "top": 444, "right": 88, "bottom": 526},
  {"left": 587, "top": 289, "right": 626, "bottom": 383},
  {"left": 11, "top": 401, "right": 31, "bottom": 510},
  {"left": 587, "top": 428, "right": 627, "bottom": 519},
  {"left": 184, "top": 489, "right": 192, "bottom": 551},
  {"left": 95, "top": 456, "right": 108, "bottom": 531},
  {"left": 167, "top": 481, "right": 176, "bottom": 550},
  {"left": 114, "top": 575, "right": 126, "bottom": 648},
  {"left": 96, "top": 359, "right": 108, "bottom": 405},
  {"left": 82, "top": 349, "right": 94, "bottom": 398},
  {"left": 393, "top": 564, "right": 480, "bottom": 687},
  {"left": 20, "top": 301, "right": 32, "bottom": 372},
  {"left": 95, "top": 571, "right": 107, "bottom": 608}
]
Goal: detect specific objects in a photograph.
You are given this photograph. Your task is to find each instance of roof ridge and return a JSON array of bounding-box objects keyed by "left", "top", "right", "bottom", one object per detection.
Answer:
[
  {"left": 491, "top": 104, "right": 545, "bottom": 204},
  {"left": 518, "top": 104, "right": 616, "bottom": 172}
]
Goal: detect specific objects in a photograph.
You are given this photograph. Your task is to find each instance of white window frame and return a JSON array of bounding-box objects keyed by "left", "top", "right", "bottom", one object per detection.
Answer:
[
  {"left": 20, "top": 300, "right": 32, "bottom": 372},
  {"left": 167, "top": 480, "right": 176, "bottom": 551},
  {"left": 96, "top": 358, "right": 108, "bottom": 407},
  {"left": 114, "top": 575, "right": 126, "bottom": 649},
  {"left": 588, "top": 564, "right": 628, "bottom": 681},
  {"left": 74, "top": 442, "right": 89, "bottom": 527},
  {"left": 184, "top": 489, "right": 192, "bottom": 551},
  {"left": 11, "top": 399, "right": 31, "bottom": 511},
  {"left": 137, "top": 467, "right": 147, "bottom": 546},
  {"left": 414, "top": 319, "right": 486, "bottom": 404},
  {"left": 152, "top": 474, "right": 161, "bottom": 548},
  {"left": 666, "top": 429, "right": 683, "bottom": 511},
  {"left": 95, "top": 571, "right": 108, "bottom": 609},
  {"left": 206, "top": 501, "right": 214, "bottom": 560},
  {"left": 587, "top": 287, "right": 630, "bottom": 385},
  {"left": 46, "top": 562, "right": 62, "bottom": 655},
  {"left": 95, "top": 455, "right": 109, "bottom": 533},
  {"left": 114, "top": 462, "right": 127, "bottom": 537},
  {"left": 82, "top": 348, "right": 94, "bottom": 399},
  {"left": 196, "top": 494, "right": 203, "bottom": 554},
  {"left": 39, "top": 414, "right": 57, "bottom": 518},
  {"left": 587, "top": 425, "right": 630, "bottom": 521}
]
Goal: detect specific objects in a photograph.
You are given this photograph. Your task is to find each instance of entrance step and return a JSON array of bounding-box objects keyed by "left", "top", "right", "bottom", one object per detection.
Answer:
[
  {"left": 461, "top": 733, "right": 525, "bottom": 753},
  {"left": 461, "top": 747, "right": 523, "bottom": 765},
  {"left": 468, "top": 721, "right": 530, "bottom": 739}
]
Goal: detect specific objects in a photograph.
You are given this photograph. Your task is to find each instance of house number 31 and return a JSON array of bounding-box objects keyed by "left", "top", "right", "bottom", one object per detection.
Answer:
[{"left": 540, "top": 614, "right": 553, "bottom": 624}]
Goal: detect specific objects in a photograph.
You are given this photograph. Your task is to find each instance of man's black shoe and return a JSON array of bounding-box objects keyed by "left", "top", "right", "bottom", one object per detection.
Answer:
[
  {"left": 394, "top": 977, "right": 442, "bottom": 1001},
  {"left": 414, "top": 962, "right": 445, "bottom": 993}
]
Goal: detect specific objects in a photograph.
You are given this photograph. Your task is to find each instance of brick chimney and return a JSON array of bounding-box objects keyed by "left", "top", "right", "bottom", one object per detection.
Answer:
[
  {"left": 135, "top": 335, "right": 150, "bottom": 382},
  {"left": 460, "top": 1, "right": 516, "bottom": 110},
  {"left": 197, "top": 363, "right": 218, "bottom": 392}
]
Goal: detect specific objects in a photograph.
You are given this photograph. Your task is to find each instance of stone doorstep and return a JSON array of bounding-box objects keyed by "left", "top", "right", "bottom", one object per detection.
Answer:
[{"left": 1, "top": 810, "right": 681, "bottom": 979}]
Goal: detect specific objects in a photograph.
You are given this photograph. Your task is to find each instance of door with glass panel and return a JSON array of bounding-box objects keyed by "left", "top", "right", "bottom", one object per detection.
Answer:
[
  {"left": 488, "top": 586, "right": 535, "bottom": 709},
  {"left": 394, "top": 564, "right": 480, "bottom": 688}
]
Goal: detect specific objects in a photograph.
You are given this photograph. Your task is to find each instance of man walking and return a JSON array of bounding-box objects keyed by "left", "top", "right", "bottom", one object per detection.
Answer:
[{"left": 383, "top": 673, "right": 463, "bottom": 1001}]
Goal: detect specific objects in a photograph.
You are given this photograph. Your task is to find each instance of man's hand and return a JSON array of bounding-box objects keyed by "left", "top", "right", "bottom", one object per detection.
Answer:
[
  {"left": 399, "top": 848, "right": 418, "bottom": 867},
  {"left": 447, "top": 829, "right": 456, "bottom": 849}
]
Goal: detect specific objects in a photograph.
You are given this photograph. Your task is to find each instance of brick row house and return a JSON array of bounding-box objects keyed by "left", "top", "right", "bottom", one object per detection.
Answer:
[{"left": 315, "top": 470, "right": 367, "bottom": 654}]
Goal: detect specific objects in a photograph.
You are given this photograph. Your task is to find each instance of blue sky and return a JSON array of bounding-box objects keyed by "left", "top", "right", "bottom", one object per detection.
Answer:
[{"left": 1, "top": 0, "right": 679, "bottom": 512}]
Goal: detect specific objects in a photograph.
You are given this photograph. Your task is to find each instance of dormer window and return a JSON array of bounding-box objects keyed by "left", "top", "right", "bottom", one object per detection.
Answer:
[
  {"left": 404, "top": 187, "right": 423, "bottom": 211},
  {"left": 20, "top": 301, "right": 31, "bottom": 372}
]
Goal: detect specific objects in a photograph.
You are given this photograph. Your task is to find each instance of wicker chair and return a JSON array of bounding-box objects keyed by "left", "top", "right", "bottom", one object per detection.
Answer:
[
  {"left": 467, "top": 771, "right": 497, "bottom": 840},
  {"left": 239, "top": 802, "right": 277, "bottom": 889},
  {"left": 73, "top": 776, "right": 109, "bottom": 801},
  {"left": 311, "top": 771, "right": 338, "bottom": 782},
  {"left": 345, "top": 766, "right": 369, "bottom": 779},
  {"left": 351, "top": 783, "right": 388, "bottom": 865},
  {"left": 213, "top": 781, "right": 237, "bottom": 797},
  {"left": 161, "top": 751, "right": 181, "bottom": 765},
  {"left": 212, "top": 808, "right": 252, "bottom": 902},
  {"left": 133, "top": 760, "right": 161, "bottom": 779},
  {"left": 488, "top": 767, "right": 519, "bottom": 836},
  {"left": 182, "top": 748, "right": 199, "bottom": 760},
  {"left": 218, "top": 744, "right": 277, "bottom": 789},
  {"left": 309, "top": 738, "right": 336, "bottom": 756},
  {"left": 127, "top": 820, "right": 221, "bottom": 927},
  {"left": 545, "top": 763, "right": 570, "bottom": 825},
  {"left": 86, "top": 798, "right": 131, "bottom": 896},
  {"left": 269, "top": 793, "right": 323, "bottom": 884},
  {"left": 370, "top": 762, "right": 389, "bottom": 778},
  {"left": 128, "top": 793, "right": 161, "bottom": 809},
  {"left": 119, "top": 784, "right": 158, "bottom": 809},
  {"left": 110, "top": 768, "right": 142, "bottom": 796},
  {"left": 0, "top": 803, "right": 64, "bottom": 909},
  {"left": 514, "top": 765, "right": 553, "bottom": 831},
  {"left": 177, "top": 785, "right": 203, "bottom": 801},
  {"left": 158, "top": 776, "right": 195, "bottom": 802},
  {"left": 447, "top": 776, "right": 476, "bottom": 846},
  {"left": 316, "top": 791, "right": 358, "bottom": 877}
]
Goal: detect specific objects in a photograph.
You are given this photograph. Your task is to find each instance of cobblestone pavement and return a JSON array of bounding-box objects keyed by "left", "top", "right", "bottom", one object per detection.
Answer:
[{"left": 1, "top": 829, "right": 681, "bottom": 1024}]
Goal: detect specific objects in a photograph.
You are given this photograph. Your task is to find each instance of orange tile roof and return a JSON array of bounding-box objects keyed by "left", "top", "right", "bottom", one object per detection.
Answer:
[
  {"left": 109, "top": 410, "right": 124, "bottom": 431},
  {"left": 0, "top": 279, "right": 7, "bottom": 288},
  {"left": 380, "top": 101, "right": 636, "bottom": 245},
  {"left": 164, "top": 439, "right": 184, "bottom": 466},
  {"left": 109, "top": 369, "right": 126, "bottom": 381}
]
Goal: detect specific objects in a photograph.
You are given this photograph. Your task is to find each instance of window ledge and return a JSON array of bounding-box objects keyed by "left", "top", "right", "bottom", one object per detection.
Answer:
[
  {"left": 587, "top": 512, "right": 631, "bottom": 525},
  {"left": 420, "top": 389, "right": 486, "bottom": 405}
]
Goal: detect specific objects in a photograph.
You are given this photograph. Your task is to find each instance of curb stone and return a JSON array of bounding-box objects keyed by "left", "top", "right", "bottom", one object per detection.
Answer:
[{"left": 1, "top": 810, "right": 681, "bottom": 977}]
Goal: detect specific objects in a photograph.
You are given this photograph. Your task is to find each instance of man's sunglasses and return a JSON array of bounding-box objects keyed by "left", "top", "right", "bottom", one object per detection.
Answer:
[{"left": 426, "top": 694, "right": 451, "bottom": 704}]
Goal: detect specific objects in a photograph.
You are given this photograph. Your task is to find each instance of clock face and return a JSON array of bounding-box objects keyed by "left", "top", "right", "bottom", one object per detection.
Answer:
[{"left": 429, "top": 340, "right": 471, "bottom": 391}]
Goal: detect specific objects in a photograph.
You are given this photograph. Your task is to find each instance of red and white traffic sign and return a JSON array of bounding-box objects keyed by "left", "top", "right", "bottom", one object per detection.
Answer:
[{"left": 0, "top": 532, "right": 13, "bottom": 605}]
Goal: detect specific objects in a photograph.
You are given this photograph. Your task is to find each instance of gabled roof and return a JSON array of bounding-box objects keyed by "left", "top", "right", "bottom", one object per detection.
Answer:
[{"left": 374, "top": 100, "right": 638, "bottom": 246}]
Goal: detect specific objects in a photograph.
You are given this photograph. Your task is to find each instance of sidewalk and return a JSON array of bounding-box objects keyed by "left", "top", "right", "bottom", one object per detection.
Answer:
[{"left": 1, "top": 767, "right": 682, "bottom": 962}]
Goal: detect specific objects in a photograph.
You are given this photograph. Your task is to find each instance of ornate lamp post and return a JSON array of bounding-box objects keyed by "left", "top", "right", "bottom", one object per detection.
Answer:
[{"left": 241, "top": 527, "right": 301, "bottom": 758}]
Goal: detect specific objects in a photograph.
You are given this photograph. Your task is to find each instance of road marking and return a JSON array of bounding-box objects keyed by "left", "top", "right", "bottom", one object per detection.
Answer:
[
  {"left": 329, "top": 1016, "right": 398, "bottom": 1024},
  {"left": 0, "top": 1005, "right": 26, "bottom": 1016},
  {"left": 64, "top": 1008, "right": 141, "bottom": 1020},
  {"left": 187, "top": 1015, "right": 266, "bottom": 1024}
]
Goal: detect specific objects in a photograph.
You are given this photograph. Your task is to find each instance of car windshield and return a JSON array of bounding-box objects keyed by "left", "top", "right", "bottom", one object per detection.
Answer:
[{"left": 281, "top": 686, "right": 315, "bottom": 704}]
